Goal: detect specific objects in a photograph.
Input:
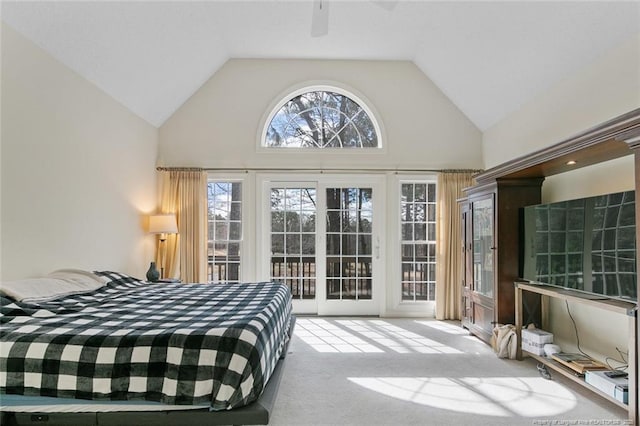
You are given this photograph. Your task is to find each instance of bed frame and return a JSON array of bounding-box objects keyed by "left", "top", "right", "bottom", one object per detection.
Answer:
[{"left": 1, "top": 316, "right": 296, "bottom": 426}]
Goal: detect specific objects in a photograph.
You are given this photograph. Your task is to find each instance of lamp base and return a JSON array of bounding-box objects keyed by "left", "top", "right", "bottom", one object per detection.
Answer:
[{"left": 146, "top": 262, "right": 160, "bottom": 282}]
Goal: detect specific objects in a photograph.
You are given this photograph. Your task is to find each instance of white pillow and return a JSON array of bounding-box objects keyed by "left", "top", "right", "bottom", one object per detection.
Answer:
[
  {"left": 47, "top": 269, "right": 109, "bottom": 285},
  {"left": 1, "top": 269, "right": 108, "bottom": 302}
]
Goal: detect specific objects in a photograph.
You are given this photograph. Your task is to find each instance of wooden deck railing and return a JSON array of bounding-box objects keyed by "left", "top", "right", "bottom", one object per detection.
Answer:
[{"left": 208, "top": 255, "right": 431, "bottom": 298}]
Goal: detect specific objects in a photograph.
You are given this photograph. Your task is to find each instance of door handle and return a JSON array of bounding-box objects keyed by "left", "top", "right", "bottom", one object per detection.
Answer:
[{"left": 375, "top": 236, "right": 380, "bottom": 260}]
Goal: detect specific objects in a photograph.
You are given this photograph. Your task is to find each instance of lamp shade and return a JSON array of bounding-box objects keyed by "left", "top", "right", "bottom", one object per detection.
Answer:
[{"left": 148, "top": 214, "right": 178, "bottom": 234}]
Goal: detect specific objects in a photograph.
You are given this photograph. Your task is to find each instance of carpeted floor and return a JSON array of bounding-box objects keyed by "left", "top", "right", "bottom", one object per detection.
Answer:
[{"left": 269, "top": 317, "right": 628, "bottom": 426}]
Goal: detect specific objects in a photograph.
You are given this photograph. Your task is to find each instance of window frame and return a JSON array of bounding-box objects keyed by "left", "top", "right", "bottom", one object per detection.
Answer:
[
  {"left": 257, "top": 82, "right": 385, "bottom": 153},
  {"left": 397, "top": 179, "right": 438, "bottom": 303},
  {"left": 206, "top": 173, "right": 252, "bottom": 284},
  {"left": 396, "top": 176, "right": 438, "bottom": 306}
]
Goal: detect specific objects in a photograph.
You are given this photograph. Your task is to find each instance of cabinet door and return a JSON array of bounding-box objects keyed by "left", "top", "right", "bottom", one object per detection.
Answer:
[
  {"left": 460, "top": 204, "right": 472, "bottom": 326},
  {"left": 472, "top": 196, "right": 494, "bottom": 298}
]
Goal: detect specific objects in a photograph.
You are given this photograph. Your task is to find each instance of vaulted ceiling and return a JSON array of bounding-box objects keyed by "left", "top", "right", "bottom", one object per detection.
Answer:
[{"left": 2, "top": 1, "right": 639, "bottom": 130}]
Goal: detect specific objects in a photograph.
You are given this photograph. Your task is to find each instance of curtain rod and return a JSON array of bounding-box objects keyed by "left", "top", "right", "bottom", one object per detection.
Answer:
[{"left": 155, "top": 166, "right": 483, "bottom": 174}]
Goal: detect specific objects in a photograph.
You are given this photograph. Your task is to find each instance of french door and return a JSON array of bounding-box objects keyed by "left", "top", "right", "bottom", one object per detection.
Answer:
[{"left": 262, "top": 175, "right": 384, "bottom": 315}]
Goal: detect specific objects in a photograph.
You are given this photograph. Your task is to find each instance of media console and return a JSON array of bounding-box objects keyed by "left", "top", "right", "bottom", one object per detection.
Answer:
[
  {"left": 514, "top": 281, "right": 637, "bottom": 412},
  {"left": 465, "top": 108, "right": 640, "bottom": 423}
]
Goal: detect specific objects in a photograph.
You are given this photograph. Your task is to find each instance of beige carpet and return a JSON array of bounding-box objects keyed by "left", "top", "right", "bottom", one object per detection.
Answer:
[{"left": 269, "top": 317, "right": 627, "bottom": 426}]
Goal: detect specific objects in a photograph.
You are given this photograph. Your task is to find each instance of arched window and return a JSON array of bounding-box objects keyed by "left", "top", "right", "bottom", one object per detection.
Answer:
[{"left": 263, "top": 87, "right": 380, "bottom": 149}]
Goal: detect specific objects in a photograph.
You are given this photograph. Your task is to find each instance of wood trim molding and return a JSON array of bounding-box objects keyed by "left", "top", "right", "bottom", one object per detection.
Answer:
[
  {"left": 620, "top": 132, "right": 640, "bottom": 150},
  {"left": 475, "top": 108, "right": 640, "bottom": 183}
]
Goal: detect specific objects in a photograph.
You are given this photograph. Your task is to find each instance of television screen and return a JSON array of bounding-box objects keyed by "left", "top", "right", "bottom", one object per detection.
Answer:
[{"left": 521, "top": 190, "right": 637, "bottom": 302}]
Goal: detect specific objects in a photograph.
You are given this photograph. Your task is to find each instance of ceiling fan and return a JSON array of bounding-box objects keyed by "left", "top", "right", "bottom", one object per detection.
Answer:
[{"left": 311, "top": 0, "right": 398, "bottom": 37}]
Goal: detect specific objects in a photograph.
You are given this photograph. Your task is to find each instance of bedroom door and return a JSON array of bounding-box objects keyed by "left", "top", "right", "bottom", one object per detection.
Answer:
[{"left": 263, "top": 175, "right": 383, "bottom": 316}]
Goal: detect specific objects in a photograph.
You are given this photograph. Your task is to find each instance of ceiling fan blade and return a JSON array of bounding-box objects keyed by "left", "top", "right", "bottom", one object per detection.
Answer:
[
  {"left": 311, "top": 0, "right": 329, "bottom": 37},
  {"left": 371, "top": 0, "right": 398, "bottom": 11}
]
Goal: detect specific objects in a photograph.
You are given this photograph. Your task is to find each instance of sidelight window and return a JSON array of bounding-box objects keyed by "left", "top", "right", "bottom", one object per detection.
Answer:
[
  {"left": 400, "top": 182, "right": 437, "bottom": 301},
  {"left": 207, "top": 181, "right": 242, "bottom": 283}
]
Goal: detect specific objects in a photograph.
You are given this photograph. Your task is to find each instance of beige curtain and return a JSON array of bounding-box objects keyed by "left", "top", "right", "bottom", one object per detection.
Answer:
[
  {"left": 435, "top": 171, "right": 475, "bottom": 320},
  {"left": 158, "top": 170, "right": 208, "bottom": 283}
]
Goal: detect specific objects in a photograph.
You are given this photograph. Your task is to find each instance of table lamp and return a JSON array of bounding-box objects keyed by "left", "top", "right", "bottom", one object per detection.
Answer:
[{"left": 148, "top": 214, "right": 178, "bottom": 280}]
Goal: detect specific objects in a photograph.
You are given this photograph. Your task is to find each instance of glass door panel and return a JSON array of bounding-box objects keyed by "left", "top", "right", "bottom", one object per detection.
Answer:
[
  {"left": 263, "top": 176, "right": 382, "bottom": 316},
  {"left": 472, "top": 197, "right": 494, "bottom": 297},
  {"left": 270, "top": 186, "right": 317, "bottom": 300},
  {"left": 325, "top": 187, "right": 374, "bottom": 302}
]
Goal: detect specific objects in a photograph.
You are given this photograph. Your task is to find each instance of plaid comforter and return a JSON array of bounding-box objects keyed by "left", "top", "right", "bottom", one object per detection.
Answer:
[{"left": 0, "top": 272, "right": 293, "bottom": 410}]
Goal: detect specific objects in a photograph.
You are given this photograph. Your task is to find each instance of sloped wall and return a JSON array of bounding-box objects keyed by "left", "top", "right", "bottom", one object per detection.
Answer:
[
  {"left": 1, "top": 24, "right": 158, "bottom": 280},
  {"left": 483, "top": 33, "right": 640, "bottom": 169}
]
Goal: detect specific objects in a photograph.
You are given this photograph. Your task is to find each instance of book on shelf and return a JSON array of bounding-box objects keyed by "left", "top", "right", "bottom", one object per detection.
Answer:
[{"left": 551, "top": 352, "right": 609, "bottom": 374}]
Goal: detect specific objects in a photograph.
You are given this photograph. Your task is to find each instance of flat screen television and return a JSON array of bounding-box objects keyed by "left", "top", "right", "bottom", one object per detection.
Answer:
[{"left": 521, "top": 190, "right": 637, "bottom": 302}]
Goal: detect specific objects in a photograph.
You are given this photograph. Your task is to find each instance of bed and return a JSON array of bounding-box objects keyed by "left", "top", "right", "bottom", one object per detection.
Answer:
[{"left": 0, "top": 270, "right": 294, "bottom": 425}]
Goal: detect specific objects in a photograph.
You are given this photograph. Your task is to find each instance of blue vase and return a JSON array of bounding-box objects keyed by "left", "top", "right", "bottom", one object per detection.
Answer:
[{"left": 146, "top": 262, "right": 160, "bottom": 282}]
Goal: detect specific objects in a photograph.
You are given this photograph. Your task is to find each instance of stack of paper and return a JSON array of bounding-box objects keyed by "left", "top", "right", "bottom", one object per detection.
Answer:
[{"left": 551, "top": 353, "right": 608, "bottom": 374}]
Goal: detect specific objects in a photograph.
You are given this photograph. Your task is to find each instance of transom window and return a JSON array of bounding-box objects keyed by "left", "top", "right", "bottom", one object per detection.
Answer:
[{"left": 264, "top": 88, "right": 379, "bottom": 149}]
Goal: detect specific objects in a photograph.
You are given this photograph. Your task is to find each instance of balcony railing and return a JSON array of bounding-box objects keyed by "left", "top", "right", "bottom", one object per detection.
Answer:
[
  {"left": 270, "top": 256, "right": 316, "bottom": 299},
  {"left": 208, "top": 255, "right": 240, "bottom": 283},
  {"left": 207, "top": 255, "right": 434, "bottom": 300}
]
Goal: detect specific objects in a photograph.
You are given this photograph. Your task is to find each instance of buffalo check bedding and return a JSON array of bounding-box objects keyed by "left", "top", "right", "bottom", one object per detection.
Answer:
[{"left": 0, "top": 272, "right": 293, "bottom": 410}]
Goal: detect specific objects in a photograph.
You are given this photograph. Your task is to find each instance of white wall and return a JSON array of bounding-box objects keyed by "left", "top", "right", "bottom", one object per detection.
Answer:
[
  {"left": 159, "top": 58, "right": 482, "bottom": 315},
  {"left": 483, "top": 33, "right": 640, "bottom": 363},
  {"left": 159, "top": 58, "right": 482, "bottom": 170},
  {"left": 0, "top": 24, "right": 158, "bottom": 280},
  {"left": 542, "top": 156, "right": 635, "bottom": 203}
]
